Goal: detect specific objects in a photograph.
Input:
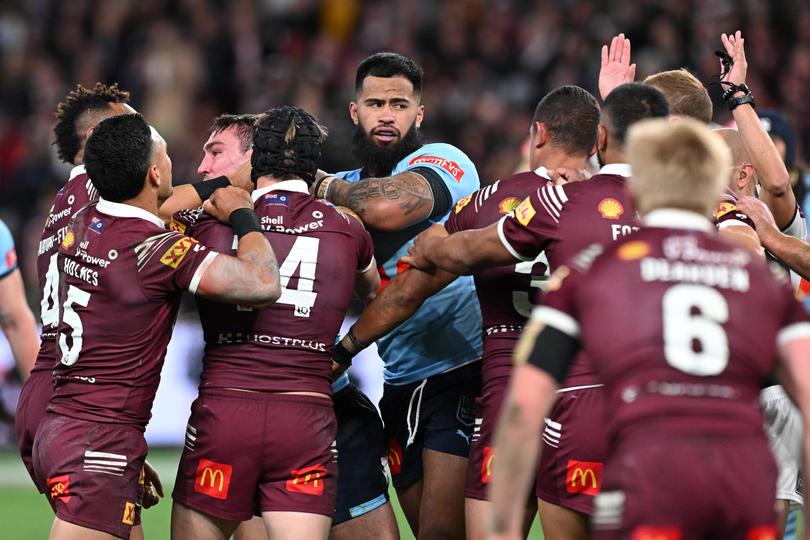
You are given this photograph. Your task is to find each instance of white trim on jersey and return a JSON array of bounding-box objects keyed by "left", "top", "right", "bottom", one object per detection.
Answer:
[
  {"left": 717, "top": 219, "right": 752, "bottom": 230},
  {"left": 642, "top": 208, "right": 714, "bottom": 231},
  {"left": 68, "top": 164, "right": 86, "bottom": 181},
  {"left": 251, "top": 179, "right": 309, "bottom": 202},
  {"left": 533, "top": 166, "right": 551, "bottom": 180},
  {"left": 531, "top": 305, "right": 581, "bottom": 338},
  {"left": 781, "top": 205, "right": 807, "bottom": 241},
  {"left": 497, "top": 215, "right": 533, "bottom": 262},
  {"left": 597, "top": 163, "right": 632, "bottom": 177},
  {"left": 188, "top": 251, "right": 219, "bottom": 295},
  {"left": 777, "top": 321, "right": 810, "bottom": 348},
  {"left": 357, "top": 256, "right": 376, "bottom": 275}
]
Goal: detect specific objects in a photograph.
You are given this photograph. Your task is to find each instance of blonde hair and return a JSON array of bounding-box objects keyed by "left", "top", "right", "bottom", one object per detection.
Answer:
[
  {"left": 644, "top": 69, "right": 713, "bottom": 124},
  {"left": 627, "top": 118, "right": 731, "bottom": 217}
]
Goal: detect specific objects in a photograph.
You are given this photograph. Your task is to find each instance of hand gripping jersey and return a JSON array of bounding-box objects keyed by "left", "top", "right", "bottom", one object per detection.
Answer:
[
  {"left": 445, "top": 167, "right": 551, "bottom": 385},
  {"left": 497, "top": 164, "right": 638, "bottom": 388},
  {"left": 172, "top": 180, "right": 374, "bottom": 395},
  {"left": 533, "top": 209, "right": 810, "bottom": 441},
  {"left": 35, "top": 165, "right": 99, "bottom": 374},
  {"left": 336, "top": 143, "right": 482, "bottom": 385},
  {"left": 49, "top": 200, "right": 217, "bottom": 428}
]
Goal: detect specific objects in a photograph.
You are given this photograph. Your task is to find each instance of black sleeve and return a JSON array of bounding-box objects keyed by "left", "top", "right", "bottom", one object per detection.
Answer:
[
  {"left": 526, "top": 325, "right": 580, "bottom": 384},
  {"left": 409, "top": 166, "right": 452, "bottom": 218}
]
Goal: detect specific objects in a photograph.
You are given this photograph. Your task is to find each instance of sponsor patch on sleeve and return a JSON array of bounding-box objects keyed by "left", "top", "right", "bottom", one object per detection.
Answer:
[
  {"left": 454, "top": 194, "right": 472, "bottom": 214},
  {"left": 514, "top": 198, "right": 536, "bottom": 226},
  {"left": 160, "top": 236, "right": 198, "bottom": 268},
  {"left": 409, "top": 155, "right": 465, "bottom": 182},
  {"left": 715, "top": 202, "right": 737, "bottom": 219}
]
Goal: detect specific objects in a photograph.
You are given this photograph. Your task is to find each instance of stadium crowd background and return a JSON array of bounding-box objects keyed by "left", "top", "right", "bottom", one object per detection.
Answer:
[{"left": 0, "top": 0, "right": 809, "bottom": 411}]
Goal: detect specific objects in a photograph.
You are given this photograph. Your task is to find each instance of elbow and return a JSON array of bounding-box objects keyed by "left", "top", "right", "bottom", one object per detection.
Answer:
[
  {"left": 360, "top": 201, "right": 411, "bottom": 232},
  {"left": 243, "top": 273, "right": 282, "bottom": 308},
  {"left": 764, "top": 173, "right": 791, "bottom": 196}
]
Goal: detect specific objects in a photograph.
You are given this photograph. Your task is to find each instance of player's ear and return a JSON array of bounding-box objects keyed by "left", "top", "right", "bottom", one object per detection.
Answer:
[
  {"left": 415, "top": 103, "right": 425, "bottom": 128},
  {"left": 349, "top": 102, "right": 359, "bottom": 126},
  {"left": 597, "top": 124, "right": 608, "bottom": 153},
  {"left": 534, "top": 122, "right": 548, "bottom": 148},
  {"left": 147, "top": 163, "right": 161, "bottom": 190},
  {"left": 737, "top": 163, "right": 755, "bottom": 190}
]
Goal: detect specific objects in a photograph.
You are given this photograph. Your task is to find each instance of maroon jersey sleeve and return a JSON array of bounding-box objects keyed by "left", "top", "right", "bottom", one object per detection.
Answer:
[
  {"left": 497, "top": 184, "right": 564, "bottom": 261},
  {"left": 340, "top": 212, "right": 375, "bottom": 272},
  {"left": 169, "top": 207, "right": 204, "bottom": 236},
  {"left": 445, "top": 193, "right": 476, "bottom": 234},
  {"left": 531, "top": 265, "right": 584, "bottom": 339},
  {"left": 715, "top": 201, "right": 756, "bottom": 231},
  {"left": 134, "top": 231, "right": 217, "bottom": 298}
]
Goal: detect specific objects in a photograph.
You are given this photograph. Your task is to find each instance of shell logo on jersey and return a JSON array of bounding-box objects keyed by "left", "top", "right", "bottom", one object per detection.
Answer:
[
  {"left": 498, "top": 197, "right": 522, "bottom": 215},
  {"left": 61, "top": 230, "right": 75, "bottom": 250},
  {"left": 122, "top": 502, "right": 136, "bottom": 525},
  {"left": 409, "top": 155, "right": 465, "bottom": 182},
  {"left": 387, "top": 439, "right": 403, "bottom": 475},
  {"left": 597, "top": 198, "right": 624, "bottom": 219},
  {"left": 745, "top": 525, "right": 777, "bottom": 540},
  {"left": 515, "top": 198, "right": 536, "bottom": 226},
  {"left": 160, "top": 237, "right": 198, "bottom": 268},
  {"left": 455, "top": 194, "right": 472, "bottom": 214},
  {"left": 565, "top": 459, "right": 603, "bottom": 496},
  {"left": 715, "top": 202, "right": 736, "bottom": 219},
  {"left": 47, "top": 475, "right": 71, "bottom": 504},
  {"left": 617, "top": 241, "right": 651, "bottom": 261},
  {"left": 169, "top": 218, "right": 186, "bottom": 234},
  {"left": 286, "top": 465, "right": 327, "bottom": 495},
  {"left": 481, "top": 447, "right": 495, "bottom": 484},
  {"left": 194, "top": 458, "right": 232, "bottom": 500},
  {"left": 630, "top": 527, "right": 682, "bottom": 540}
]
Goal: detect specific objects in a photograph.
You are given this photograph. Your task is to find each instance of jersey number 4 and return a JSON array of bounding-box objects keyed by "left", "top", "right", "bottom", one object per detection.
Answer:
[
  {"left": 662, "top": 284, "right": 729, "bottom": 376},
  {"left": 278, "top": 236, "right": 319, "bottom": 317}
]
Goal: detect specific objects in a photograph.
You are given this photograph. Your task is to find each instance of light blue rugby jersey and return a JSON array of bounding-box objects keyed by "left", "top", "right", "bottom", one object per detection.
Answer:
[
  {"left": 0, "top": 219, "right": 18, "bottom": 279},
  {"left": 335, "top": 142, "right": 483, "bottom": 385}
]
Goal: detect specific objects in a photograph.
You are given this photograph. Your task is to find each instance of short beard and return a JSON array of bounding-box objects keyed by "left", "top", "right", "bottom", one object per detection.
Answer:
[{"left": 351, "top": 123, "right": 424, "bottom": 177}]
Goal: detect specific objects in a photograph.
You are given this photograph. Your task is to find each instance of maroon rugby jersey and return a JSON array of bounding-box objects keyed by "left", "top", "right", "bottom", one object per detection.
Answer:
[
  {"left": 172, "top": 180, "right": 374, "bottom": 395},
  {"left": 498, "top": 164, "right": 638, "bottom": 387},
  {"left": 445, "top": 168, "right": 550, "bottom": 383},
  {"left": 34, "top": 165, "right": 99, "bottom": 374},
  {"left": 49, "top": 200, "right": 217, "bottom": 428},
  {"left": 534, "top": 209, "right": 810, "bottom": 440}
]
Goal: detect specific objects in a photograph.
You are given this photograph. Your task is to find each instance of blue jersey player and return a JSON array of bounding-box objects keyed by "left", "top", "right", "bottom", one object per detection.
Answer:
[{"left": 314, "top": 52, "right": 483, "bottom": 539}]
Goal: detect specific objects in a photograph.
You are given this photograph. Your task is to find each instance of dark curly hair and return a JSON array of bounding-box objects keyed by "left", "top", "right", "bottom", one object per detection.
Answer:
[
  {"left": 53, "top": 83, "right": 130, "bottom": 164},
  {"left": 84, "top": 113, "right": 153, "bottom": 202}
]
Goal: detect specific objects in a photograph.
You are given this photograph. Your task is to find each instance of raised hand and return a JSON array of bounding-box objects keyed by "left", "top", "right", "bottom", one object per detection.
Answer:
[
  {"left": 720, "top": 31, "right": 747, "bottom": 87},
  {"left": 599, "top": 33, "right": 636, "bottom": 100}
]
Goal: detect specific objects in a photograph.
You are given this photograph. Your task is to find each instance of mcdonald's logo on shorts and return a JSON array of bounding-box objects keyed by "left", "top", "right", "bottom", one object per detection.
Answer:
[
  {"left": 746, "top": 525, "right": 777, "bottom": 540},
  {"left": 286, "top": 465, "right": 327, "bottom": 496},
  {"left": 194, "top": 458, "right": 233, "bottom": 500},
  {"left": 631, "top": 526, "right": 682, "bottom": 540},
  {"left": 565, "top": 459, "right": 603, "bottom": 496},
  {"left": 387, "top": 439, "right": 403, "bottom": 476},
  {"left": 47, "top": 474, "right": 71, "bottom": 504},
  {"left": 122, "top": 502, "right": 136, "bottom": 525},
  {"left": 481, "top": 447, "right": 495, "bottom": 484}
]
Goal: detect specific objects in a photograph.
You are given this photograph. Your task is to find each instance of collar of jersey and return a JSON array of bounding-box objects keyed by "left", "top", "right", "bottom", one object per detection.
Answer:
[
  {"left": 251, "top": 179, "right": 309, "bottom": 203},
  {"left": 69, "top": 164, "right": 86, "bottom": 181},
  {"left": 533, "top": 166, "right": 550, "bottom": 179},
  {"left": 96, "top": 198, "right": 165, "bottom": 228},
  {"left": 598, "top": 163, "right": 632, "bottom": 177},
  {"left": 643, "top": 208, "right": 713, "bottom": 231}
]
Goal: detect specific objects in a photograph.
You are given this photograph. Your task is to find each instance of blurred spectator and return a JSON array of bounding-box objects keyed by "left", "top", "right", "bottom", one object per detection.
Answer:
[{"left": 0, "top": 0, "right": 808, "bottom": 303}]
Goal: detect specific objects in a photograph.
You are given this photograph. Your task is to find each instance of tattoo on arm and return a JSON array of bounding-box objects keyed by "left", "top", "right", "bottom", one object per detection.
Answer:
[{"left": 331, "top": 172, "right": 433, "bottom": 219}]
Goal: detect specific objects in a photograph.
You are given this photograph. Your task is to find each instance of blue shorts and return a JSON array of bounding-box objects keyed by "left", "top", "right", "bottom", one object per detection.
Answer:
[
  {"left": 333, "top": 383, "right": 389, "bottom": 524},
  {"left": 379, "top": 361, "right": 481, "bottom": 490}
]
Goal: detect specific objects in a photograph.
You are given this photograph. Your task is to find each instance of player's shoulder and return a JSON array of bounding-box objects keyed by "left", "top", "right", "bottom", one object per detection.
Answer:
[
  {"left": 333, "top": 167, "right": 362, "bottom": 182},
  {"left": 170, "top": 206, "right": 206, "bottom": 234},
  {"left": 399, "top": 142, "right": 477, "bottom": 183},
  {"left": 714, "top": 201, "right": 756, "bottom": 230}
]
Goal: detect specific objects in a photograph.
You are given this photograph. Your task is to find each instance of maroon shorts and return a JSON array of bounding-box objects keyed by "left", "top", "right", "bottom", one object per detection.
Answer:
[
  {"left": 536, "top": 385, "right": 608, "bottom": 515},
  {"left": 593, "top": 435, "right": 778, "bottom": 539},
  {"left": 465, "top": 374, "right": 510, "bottom": 500},
  {"left": 32, "top": 413, "right": 146, "bottom": 539},
  {"left": 15, "top": 369, "right": 53, "bottom": 492},
  {"left": 172, "top": 390, "right": 338, "bottom": 521}
]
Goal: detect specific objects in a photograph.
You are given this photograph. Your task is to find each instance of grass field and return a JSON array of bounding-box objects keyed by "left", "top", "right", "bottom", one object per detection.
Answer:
[{"left": 0, "top": 448, "right": 544, "bottom": 539}]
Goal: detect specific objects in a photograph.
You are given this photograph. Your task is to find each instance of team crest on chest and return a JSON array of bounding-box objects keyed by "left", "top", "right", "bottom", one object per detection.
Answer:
[{"left": 597, "top": 198, "right": 624, "bottom": 219}]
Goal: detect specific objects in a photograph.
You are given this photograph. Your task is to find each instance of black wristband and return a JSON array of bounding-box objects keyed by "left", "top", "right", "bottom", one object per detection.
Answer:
[
  {"left": 229, "top": 208, "right": 262, "bottom": 239},
  {"left": 332, "top": 341, "right": 354, "bottom": 368},
  {"left": 727, "top": 92, "right": 756, "bottom": 111},
  {"left": 192, "top": 176, "right": 230, "bottom": 201}
]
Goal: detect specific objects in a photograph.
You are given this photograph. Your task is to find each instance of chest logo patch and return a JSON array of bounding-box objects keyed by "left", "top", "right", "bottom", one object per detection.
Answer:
[{"left": 598, "top": 198, "right": 624, "bottom": 219}]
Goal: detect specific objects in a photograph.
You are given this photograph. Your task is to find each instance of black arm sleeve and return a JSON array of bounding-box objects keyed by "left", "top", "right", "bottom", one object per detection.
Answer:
[
  {"left": 526, "top": 325, "right": 580, "bottom": 384},
  {"left": 409, "top": 166, "right": 452, "bottom": 218}
]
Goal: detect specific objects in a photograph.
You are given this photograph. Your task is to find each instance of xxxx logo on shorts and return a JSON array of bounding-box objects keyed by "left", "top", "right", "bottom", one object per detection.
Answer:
[
  {"left": 286, "top": 465, "right": 327, "bottom": 496},
  {"left": 565, "top": 459, "right": 603, "bottom": 496},
  {"left": 160, "top": 236, "right": 198, "bottom": 268},
  {"left": 631, "top": 526, "right": 682, "bottom": 540},
  {"left": 481, "top": 447, "right": 495, "bottom": 484},
  {"left": 122, "top": 502, "right": 136, "bottom": 525},
  {"left": 387, "top": 439, "right": 403, "bottom": 476},
  {"left": 47, "top": 475, "right": 71, "bottom": 503},
  {"left": 194, "top": 458, "right": 233, "bottom": 500}
]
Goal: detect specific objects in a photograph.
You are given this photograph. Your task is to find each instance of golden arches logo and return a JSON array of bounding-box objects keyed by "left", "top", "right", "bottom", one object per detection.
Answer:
[
  {"left": 570, "top": 467, "right": 597, "bottom": 489},
  {"left": 193, "top": 459, "right": 232, "bottom": 500},
  {"left": 481, "top": 447, "right": 495, "bottom": 484},
  {"left": 200, "top": 467, "right": 225, "bottom": 491}
]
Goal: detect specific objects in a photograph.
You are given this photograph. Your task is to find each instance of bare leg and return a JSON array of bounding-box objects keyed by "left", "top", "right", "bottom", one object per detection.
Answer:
[
  {"left": 396, "top": 479, "right": 423, "bottom": 536},
  {"left": 417, "top": 449, "right": 468, "bottom": 540},
  {"left": 233, "top": 516, "right": 268, "bottom": 540},
  {"left": 262, "top": 511, "right": 331, "bottom": 540},
  {"left": 49, "top": 517, "right": 119, "bottom": 540},
  {"left": 170, "top": 502, "right": 239, "bottom": 540},
  {"left": 537, "top": 498, "right": 589, "bottom": 540},
  {"left": 129, "top": 525, "right": 144, "bottom": 540},
  {"left": 465, "top": 497, "right": 536, "bottom": 540},
  {"left": 330, "top": 502, "right": 400, "bottom": 540}
]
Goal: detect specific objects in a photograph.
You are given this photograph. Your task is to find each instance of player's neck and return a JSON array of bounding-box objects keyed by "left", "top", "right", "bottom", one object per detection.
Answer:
[
  {"left": 118, "top": 192, "right": 160, "bottom": 219},
  {"left": 535, "top": 151, "right": 587, "bottom": 172}
]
